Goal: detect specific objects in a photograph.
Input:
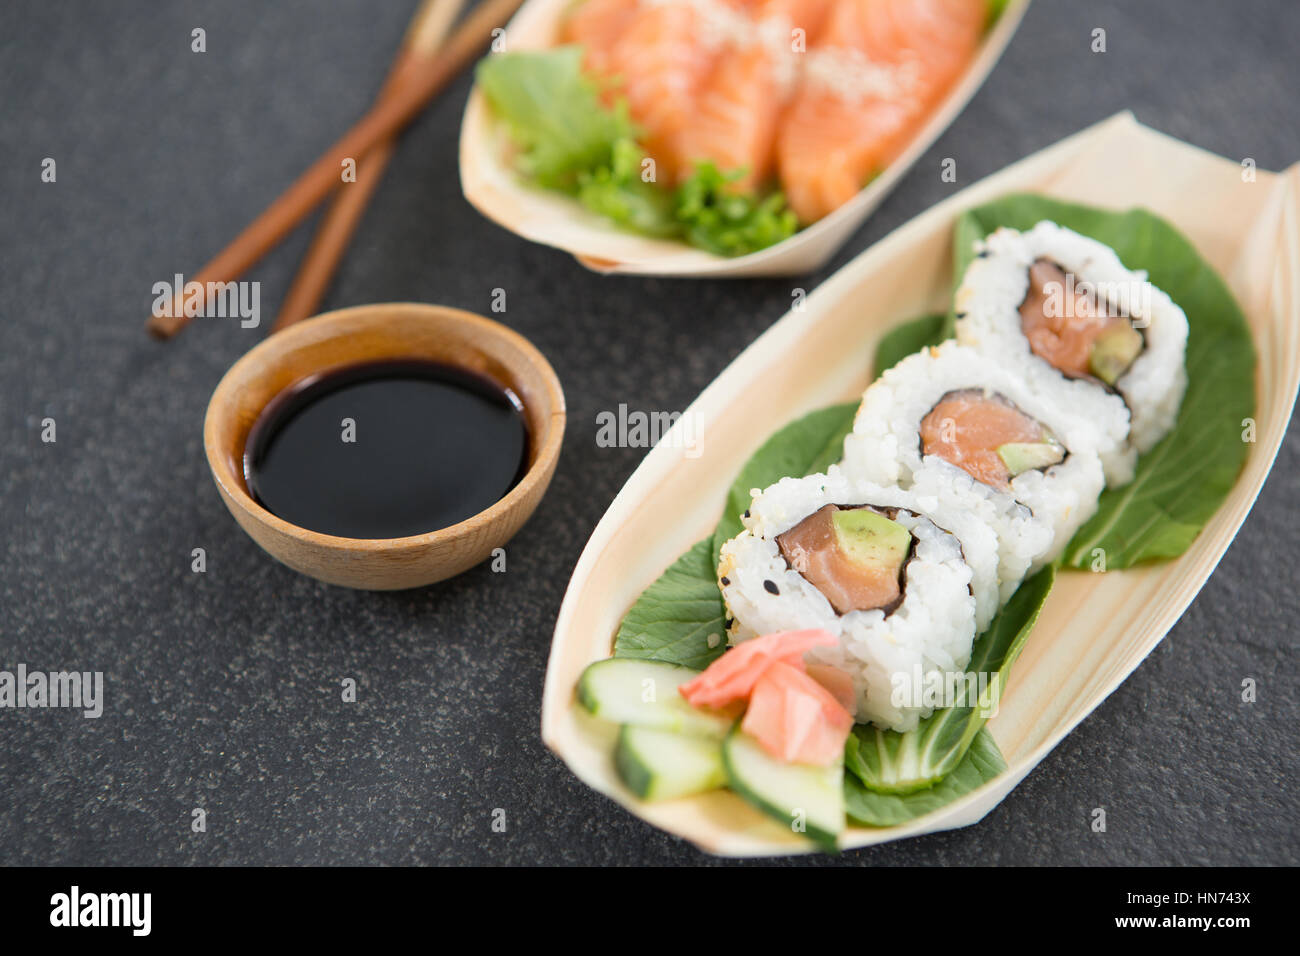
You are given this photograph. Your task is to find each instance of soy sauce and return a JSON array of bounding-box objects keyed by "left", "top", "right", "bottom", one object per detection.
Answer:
[{"left": 244, "top": 360, "right": 529, "bottom": 539}]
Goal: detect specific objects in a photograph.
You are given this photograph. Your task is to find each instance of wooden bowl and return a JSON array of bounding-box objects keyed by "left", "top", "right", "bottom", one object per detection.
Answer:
[{"left": 204, "top": 303, "right": 565, "bottom": 589}]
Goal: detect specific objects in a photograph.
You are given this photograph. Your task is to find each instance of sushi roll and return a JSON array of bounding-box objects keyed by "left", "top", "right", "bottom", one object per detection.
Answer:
[
  {"left": 716, "top": 469, "right": 1000, "bottom": 731},
  {"left": 954, "top": 220, "right": 1189, "bottom": 484},
  {"left": 841, "top": 341, "right": 1103, "bottom": 583}
]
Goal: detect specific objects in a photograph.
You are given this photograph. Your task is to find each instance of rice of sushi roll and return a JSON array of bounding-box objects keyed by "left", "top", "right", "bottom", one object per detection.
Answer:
[
  {"left": 716, "top": 469, "right": 1000, "bottom": 732},
  {"left": 954, "top": 220, "right": 1189, "bottom": 484},
  {"left": 841, "top": 340, "right": 1103, "bottom": 580}
]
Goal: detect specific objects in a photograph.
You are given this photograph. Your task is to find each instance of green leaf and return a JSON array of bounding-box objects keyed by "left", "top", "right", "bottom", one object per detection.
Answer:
[
  {"left": 577, "top": 137, "right": 680, "bottom": 237},
  {"left": 711, "top": 402, "right": 859, "bottom": 573},
  {"left": 873, "top": 312, "right": 948, "bottom": 377},
  {"left": 475, "top": 47, "right": 635, "bottom": 190},
  {"left": 845, "top": 565, "right": 1054, "bottom": 794},
  {"left": 613, "top": 538, "right": 727, "bottom": 670},
  {"left": 844, "top": 728, "right": 1007, "bottom": 828},
  {"left": 477, "top": 49, "right": 798, "bottom": 256},
  {"left": 984, "top": 0, "right": 1013, "bottom": 31},
  {"left": 675, "top": 162, "right": 799, "bottom": 257},
  {"left": 948, "top": 194, "right": 1256, "bottom": 568}
]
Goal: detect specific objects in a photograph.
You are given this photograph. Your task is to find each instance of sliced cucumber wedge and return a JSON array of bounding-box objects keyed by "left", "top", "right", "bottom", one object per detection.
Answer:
[
  {"left": 722, "top": 728, "right": 844, "bottom": 851},
  {"left": 577, "top": 659, "right": 730, "bottom": 738},
  {"left": 615, "top": 725, "right": 727, "bottom": 801}
]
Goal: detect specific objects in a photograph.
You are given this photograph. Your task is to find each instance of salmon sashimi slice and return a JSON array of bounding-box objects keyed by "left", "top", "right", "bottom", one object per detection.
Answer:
[
  {"left": 777, "top": 89, "right": 912, "bottom": 225},
  {"left": 673, "top": 39, "right": 783, "bottom": 189},
  {"left": 609, "top": 1, "right": 726, "bottom": 182},
  {"left": 679, "top": 628, "right": 837, "bottom": 710},
  {"left": 919, "top": 389, "right": 1059, "bottom": 491},
  {"left": 670, "top": 0, "right": 828, "bottom": 188},
  {"left": 756, "top": 0, "right": 834, "bottom": 46},
  {"left": 559, "top": 0, "right": 639, "bottom": 79},
  {"left": 854, "top": 0, "right": 985, "bottom": 88},
  {"left": 777, "top": 0, "right": 986, "bottom": 223},
  {"left": 741, "top": 660, "right": 854, "bottom": 766},
  {"left": 557, "top": 0, "right": 986, "bottom": 222}
]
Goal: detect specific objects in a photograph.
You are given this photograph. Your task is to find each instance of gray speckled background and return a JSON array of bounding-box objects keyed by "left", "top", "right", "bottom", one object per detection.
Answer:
[{"left": 1, "top": 0, "right": 1297, "bottom": 866}]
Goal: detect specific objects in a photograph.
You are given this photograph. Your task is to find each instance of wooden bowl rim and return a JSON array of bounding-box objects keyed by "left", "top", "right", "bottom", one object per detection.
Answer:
[{"left": 203, "top": 302, "right": 566, "bottom": 554}]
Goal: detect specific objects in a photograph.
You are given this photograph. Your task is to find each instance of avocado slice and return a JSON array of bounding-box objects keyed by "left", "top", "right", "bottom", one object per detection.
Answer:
[
  {"left": 1089, "top": 322, "right": 1143, "bottom": 385},
  {"left": 831, "top": 509, "right": 910, "bottom": 574},
  {"left": 997, "top": 440, "right": 1066, "bottom": 477}
]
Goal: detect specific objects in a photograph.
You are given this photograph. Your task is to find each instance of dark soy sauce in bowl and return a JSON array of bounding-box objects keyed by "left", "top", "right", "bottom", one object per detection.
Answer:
[{"left": 244, "top": 360, "right": 529, "bottom": 539}]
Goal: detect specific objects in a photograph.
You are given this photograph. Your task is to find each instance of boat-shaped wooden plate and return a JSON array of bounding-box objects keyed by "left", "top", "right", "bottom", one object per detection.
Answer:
[
  {"left": 459, "top": 0, "right": 1031, "bottom": 277},
  {"left": 541, "top": 112, "right": 1300, "bottom": 856}
]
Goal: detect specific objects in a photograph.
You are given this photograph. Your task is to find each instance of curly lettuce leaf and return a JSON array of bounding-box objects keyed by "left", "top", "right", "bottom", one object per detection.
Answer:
[
  {"left": 475, "top": 47, "right": 634, "bottom": 190},
  {"left": 676, "top": 163, "right": 799, "bottom": 257},
  {"left": 476, "top": 49, "right": 797, "bottom": 256},
  {"left": 576, "top": 138, "right": 680, "bottom": 237}
]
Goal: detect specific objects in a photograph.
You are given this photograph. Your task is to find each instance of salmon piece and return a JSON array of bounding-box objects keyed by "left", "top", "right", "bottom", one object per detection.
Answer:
[
  {"left": 679, "top": 628, "right": 837, "bottom": 711},
  {"left": 609, "top": 1, "right": 724, "bottom": 182},
  {"left": 919, "top": 389, "right": 1052, "bottom": 490},
  {"left": 673, "top": 0, "right": 831, "bottom": 188},
  {"left": 674, "top": 40, "right": 782, "bottom": 188},
  {"left": 559, "top": 0, "right": 639, "bottom": 80},
  {"left": 755, "top": 0, "right": 834, "bottom": 47},
  {"left": 1020, "top": 259, "right": 1140, "bottom": 380},
  {"left": 777, "top": 0, "right": 985, "bottom": 223},
  {"left": 741, "top": 660, "right": 854, "bottom": 765},
  {"left": 776, "top": 91, "right": 905, "bottom": 225},
  {"left": 775, "top": 504, "right": 907, "bottom": 614},
  {"left": 782, "top": 0, "right": 834, "bottom": 37}
]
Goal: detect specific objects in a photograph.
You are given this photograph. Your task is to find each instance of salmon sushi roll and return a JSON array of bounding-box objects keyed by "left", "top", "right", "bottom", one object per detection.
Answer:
[
  {"left": 954, "top": 221, "right": 1189, "bottom": 484},
  {"left": 842, "top": 341, "right": 1104, "bottom": 586},
  {"left": 716, "top": 469, "right": 1001, "bottom": 731}
]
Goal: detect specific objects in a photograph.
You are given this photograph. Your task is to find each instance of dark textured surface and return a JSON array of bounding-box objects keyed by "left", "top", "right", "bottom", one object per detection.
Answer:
[{"left": 1, "top": 0, "right": 1297, "bottom": 866}]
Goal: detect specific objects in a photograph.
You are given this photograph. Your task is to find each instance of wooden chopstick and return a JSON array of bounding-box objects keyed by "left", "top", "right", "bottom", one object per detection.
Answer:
[
  {"left": 272, "top": 0, "right": 468, "bottom": 333},
  {"left": 146, "top": 0, "right": 524, "bottom": 340}
]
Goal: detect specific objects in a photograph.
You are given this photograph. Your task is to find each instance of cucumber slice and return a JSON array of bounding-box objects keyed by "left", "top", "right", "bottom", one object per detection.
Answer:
[
  {"left": 722, "top": 728, "right": 844, "bottom": 851},
  {"left": 615, "top": 725, "right": 727, "bottom": 801},
  {"left": 577, "top": 659, "right": 730, "bottom": 738}
]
